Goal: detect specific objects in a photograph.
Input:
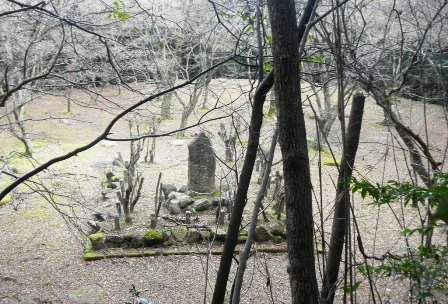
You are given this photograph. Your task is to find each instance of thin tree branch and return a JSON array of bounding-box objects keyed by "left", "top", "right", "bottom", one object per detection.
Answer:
[{"left": 0, "top": 56, "right": 234, "bottom": 201}]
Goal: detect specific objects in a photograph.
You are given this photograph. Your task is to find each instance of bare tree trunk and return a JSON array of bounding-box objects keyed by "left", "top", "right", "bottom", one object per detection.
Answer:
[
  {"left": 218, "top": 121, "right": 238, "bottom": 162},
  {"left": 211, "top": 72, "right": 274, "bottom": 304},
  {"left": 161, "top": 68, "right": 176, "bottom": 119},
  {"left": 267, "top": 89, "right": 276, "bottom": 117},
  {"left": 201, "top": 75, "right": 212, "bottom": 109},
  {"left": 320, "top": 94, "right": 366, "bottom": 303},
  {"left": 66, "top": 86, "right": 72, "bottom": 114},
  {"left": 232, "top": 126, "right": 279, "bottom": 303},
  {"left": 364, "top": 85, "right": 438, "bottom": 186},
  {"left": 8, "top": 102, "right": 32, "bottom": 157},
  {"left": 178, "top": 82, "right": 201, "bottom": 138},
  {"left": 267, "top": 0, "right": 319, "bottom": 303},
  {"left": 161, "top": 0, "right": 193, "bottom": 120}
]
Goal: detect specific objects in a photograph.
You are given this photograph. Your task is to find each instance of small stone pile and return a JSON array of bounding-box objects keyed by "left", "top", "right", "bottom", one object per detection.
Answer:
[{"left": 160, "top": 183, "right": 220, "bottom": 215}]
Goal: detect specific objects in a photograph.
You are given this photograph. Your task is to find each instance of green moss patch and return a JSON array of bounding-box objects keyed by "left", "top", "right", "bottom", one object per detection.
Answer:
[
  {"left": 272, "top": 236, "right": 283, "bottom": 244},
  {"left": 321, "top": 157, "right": 339, "bottom": 166},
  {"left": 0, "top": 194, "right": 11, "bottom": 205},
  {"left": 142, "top": 229, "right": 164, "bottom": 246},
  {"left": 89, "top": 232, "right": 106, "bottom": 250},
  {"left": 316, "top": 243, "right": 324, "bottom": 254},
  {"left": 171, "top": 225, "right": 189, "bottom": 242},
  {"left": 143, "top": 250, "right": 157, "bottom": 256},
  {"left": 83, "top": 252, "right": 105, "bottom": 261},
  {"left": 83, "top": 246, "right": 288, "bottom": 261}
]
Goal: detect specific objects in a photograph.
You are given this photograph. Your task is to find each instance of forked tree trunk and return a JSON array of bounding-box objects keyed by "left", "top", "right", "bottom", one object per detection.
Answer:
[
  {"left": 178, "top": 81, "right": 201, "bottom": 138},
  {"left": 9, "top": 102, "right": 33, "bottom": 157},
  {"left": 267, "top": 0, "right": 319, "bottom": 303},
  {"left": 321, "top": 94, "right": 366, "bottom": 303}
]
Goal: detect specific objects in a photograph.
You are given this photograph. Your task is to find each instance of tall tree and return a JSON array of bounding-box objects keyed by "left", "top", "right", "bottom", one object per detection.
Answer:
[{"left": 267, "top": 0, "right": 319, "bottom": 303}]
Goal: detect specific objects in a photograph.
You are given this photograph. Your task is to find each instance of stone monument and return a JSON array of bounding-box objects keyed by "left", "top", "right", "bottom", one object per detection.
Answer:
[{"left": 188, "top": 132, "right": 216, "bottom": 193}]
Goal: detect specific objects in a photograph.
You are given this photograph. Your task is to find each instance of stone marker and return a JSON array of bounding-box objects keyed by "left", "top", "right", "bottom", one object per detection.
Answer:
[
  {"left": 188, "top": 132, "right": 216, "bottom": 193},
  {"left": 114, "top": 214, "right": 120, "bottom": 230},
  {"left": 217, "top": 207, "right": 226, "bottom": 225},
  {"left": 115, "top": 201, "right": 121, "bottom": 216},
  {"left": 185, "top": 210, "right": 192, "bottom": 224}
]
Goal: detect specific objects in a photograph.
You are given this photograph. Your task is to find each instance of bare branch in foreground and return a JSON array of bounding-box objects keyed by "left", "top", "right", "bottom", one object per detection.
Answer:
[{"left": 0, "top": 56, "right": 234, "bottom": 201}]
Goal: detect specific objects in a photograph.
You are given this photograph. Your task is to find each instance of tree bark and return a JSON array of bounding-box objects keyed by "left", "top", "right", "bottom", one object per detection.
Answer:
[
  {"left": 267, "top": 0, "right": 319, "bottom": 303},
  {"left": 9, "top": 103, "right": 33, "bottom": 157},
  {"left": 320, "top": 94, "right": 366, "bottom": 303}
]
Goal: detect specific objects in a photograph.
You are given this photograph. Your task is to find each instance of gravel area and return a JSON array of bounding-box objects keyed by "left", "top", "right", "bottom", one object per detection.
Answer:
[{"left": 1, "top": 82, "right": 447, "bottom": 303}]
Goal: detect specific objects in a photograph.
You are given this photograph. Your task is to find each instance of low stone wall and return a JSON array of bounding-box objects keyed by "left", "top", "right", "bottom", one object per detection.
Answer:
[{"left": 87, "top": 220, "right": 287, "bottom": 251}]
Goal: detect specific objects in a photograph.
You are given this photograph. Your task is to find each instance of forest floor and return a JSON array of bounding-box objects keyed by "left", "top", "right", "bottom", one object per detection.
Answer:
[{"left": 0, "top": 80, "right": 447, "bottom": 303}]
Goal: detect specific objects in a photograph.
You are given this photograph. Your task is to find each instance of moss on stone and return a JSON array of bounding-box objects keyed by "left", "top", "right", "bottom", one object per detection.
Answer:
[
  {"left": 105, "top": 235, "right": 125, "bottom": 247},
  {"left": 142, "top": 229, "right": 164, "bottom": 246},
  {"left": 238, "top": 235, "right": 248, "bottom": 243},
  {"left": 84, "top": 239, "right": 93, "bottom": 253},
  {"left": 167, "top": 250, "right": 191, "bottom": 255},
  {"left": 143, "top": 229, "right": 162, "bottom": 239},
  {"left": 83, "top": 246, "right": 289, "bottom": 261},
  {"left": 239, "top": 229, "right": 248, "bottom": 236},
  {"left": 272, "top": 235, "right": 283, "bottom": 244},
  {"left": 171, "top": 225, "right": 189, "bottom": 242},
  {"left": 163, "top": 239, "right": 175, "bottom": 247},
  {"left": 124, "top": 233, "right": 142, "bottom": 247},
  {"left": 106, "top": 253, "right": 125, "bottom": 259},
  {"left": 186, "top": 230, "right": 202, "bottom": 243},
  {"left": 199, "top": 231, "right": 211, "bottom": 240},
  {"left": 89, "top": 231, "right": 105, "bottom": 242},
  {"left": 83, "top": 252, "right": 104, "bottom": 261},
  {"left": 270, "top": 221, "right": 286, "bottom": 237},
  {"left": 211, "top": 229, "right": 227, "bottom": 241},
  {"left": 89, "top": 232, "right": 106, "bottom": 250},
  {"left": 254, "top": 225, "right": 271, "bottom": 242},
  {"left": 126, "top": 252, "right": 144, "bottom": 258}
]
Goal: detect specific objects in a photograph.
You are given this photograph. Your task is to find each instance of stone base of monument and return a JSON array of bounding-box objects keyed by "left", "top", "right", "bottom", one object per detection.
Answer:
[
  {"left": 84, "top": 218, "right": 289, "bottom": 261},
  {"left": 85, "top": 150, "right": 291, "bottom": 262}
]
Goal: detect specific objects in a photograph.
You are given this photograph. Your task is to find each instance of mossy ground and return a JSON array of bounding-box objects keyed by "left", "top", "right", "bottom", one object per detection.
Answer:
[
  {"left": 321, "top": 157, "right": 339, "bottom": 166},
  {"left": 0, "top": 194, "right": 12, "bottom": 204}
]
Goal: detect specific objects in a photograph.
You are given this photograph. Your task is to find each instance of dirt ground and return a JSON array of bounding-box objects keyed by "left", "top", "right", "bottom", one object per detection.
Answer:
[{"left": 0, "top": 80, "right": 447, "bottom": 303}]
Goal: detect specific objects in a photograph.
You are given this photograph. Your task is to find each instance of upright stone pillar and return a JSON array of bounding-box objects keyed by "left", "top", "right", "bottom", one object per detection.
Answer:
[{"left": 188, "top": 132, "right": 216, "bottom": 193}]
